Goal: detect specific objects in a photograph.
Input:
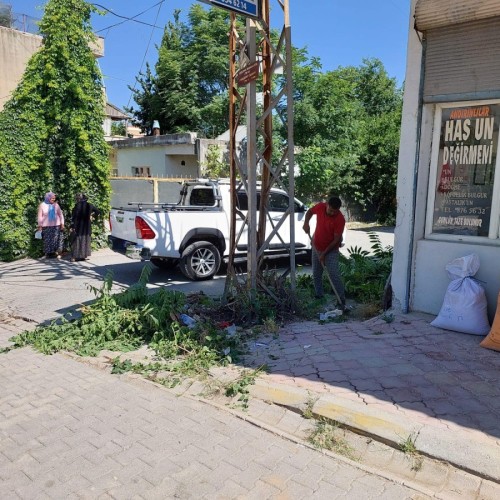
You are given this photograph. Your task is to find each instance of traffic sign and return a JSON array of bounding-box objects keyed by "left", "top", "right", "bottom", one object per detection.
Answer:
[{"left": 200, "top": 0, "right": 260, "bottom": 19}]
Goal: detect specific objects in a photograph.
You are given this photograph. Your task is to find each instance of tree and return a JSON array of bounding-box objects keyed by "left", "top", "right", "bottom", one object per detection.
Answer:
[
  {"left": 201, "top": 144, "right": 229, "bottom": 178},
  {"left": 354, "top": 59, "right": 403, "bottom": 222},
  {"left": 0, "top": 0, "right": 110, "bottom": 261},
  {"left": 111, "top": 121, "right": 127, "bottom": 136},
  {"left": 292, "top": 58, "right": 402, "bottom": 222},
  {"left": 129, "top": 5, "right": 238, "bottom": 137},
  {"left": 0, "top": 2, "right": 12, "bottom": 28}
]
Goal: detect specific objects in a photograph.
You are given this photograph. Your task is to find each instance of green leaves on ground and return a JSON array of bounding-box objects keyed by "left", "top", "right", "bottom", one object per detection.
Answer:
[{"left": 8, "top": 268, "right": 240, "bottom": 378}]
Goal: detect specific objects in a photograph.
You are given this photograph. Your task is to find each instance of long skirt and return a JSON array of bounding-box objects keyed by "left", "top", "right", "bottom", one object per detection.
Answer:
[
  {"left": 71, "top": 234, "right": 92, "bottom": 260},
  {"left": 42, "top": 226, "right": 63, "bottom": 255}
]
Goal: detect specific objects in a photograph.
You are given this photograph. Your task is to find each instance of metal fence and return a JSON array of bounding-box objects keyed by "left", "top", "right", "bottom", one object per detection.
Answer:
[{"left": 0, "top": 4, "right": 40, "bottom": 35}]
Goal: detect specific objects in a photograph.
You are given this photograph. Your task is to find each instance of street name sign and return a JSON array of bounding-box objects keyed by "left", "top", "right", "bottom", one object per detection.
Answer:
[{"left": 199, "top": 0, "right": 260, "bottom": 19}]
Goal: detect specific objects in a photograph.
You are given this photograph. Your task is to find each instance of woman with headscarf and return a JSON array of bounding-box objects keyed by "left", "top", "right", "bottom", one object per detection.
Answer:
[
  {"left": 70, "top": 193, "right": 100, "bottom": 262},
  {"left": 37, "top": 192, "right": 65, "bottom": 259}
]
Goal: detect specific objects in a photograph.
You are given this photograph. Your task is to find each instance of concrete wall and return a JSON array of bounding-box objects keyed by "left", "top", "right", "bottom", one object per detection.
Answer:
[
  {"left": 413, "top": 239, "right": 499, "bottom": 321},
  {"left": 0, "top": 27, "right": 41, "bottom": 110},
  {"left": 392, "top": 0, "right": 423, "bottom": 312},
  {"left": 0, "top": 26, "right": 104, "bottom": 111},
  {"left": 115, "top": 146, "right": 198, "bottom": 178},
  {"left": 198, "top": 138, "right": 229, "bottom": 174}
]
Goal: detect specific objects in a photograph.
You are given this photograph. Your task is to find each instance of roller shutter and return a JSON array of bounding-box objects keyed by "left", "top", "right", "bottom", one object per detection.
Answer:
[
  {"left": 422, "top": 17, "right": 500, "bottom": 101},
  {"left": 415, "top": 0, "right": 500, "bottom": 32}
]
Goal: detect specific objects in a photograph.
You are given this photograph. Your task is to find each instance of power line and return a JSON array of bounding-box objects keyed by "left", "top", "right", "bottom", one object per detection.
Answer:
[
  {"left": 93, "top": 1, "right": 165, "bottom": 33},
  {"left": 126, "top": 1, "right": 165, "bottom": 109}
]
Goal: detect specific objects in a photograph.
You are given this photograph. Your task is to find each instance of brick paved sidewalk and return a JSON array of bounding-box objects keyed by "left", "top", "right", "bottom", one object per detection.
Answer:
[
  {"left": 1, "top": 251, "right": 499, "bottom": 491},
  {"left": 241, "top": 310, "right": 500, "bottom": 482},
  {"left": 0, "top": 346, "right": 428, "bottom": 499}
]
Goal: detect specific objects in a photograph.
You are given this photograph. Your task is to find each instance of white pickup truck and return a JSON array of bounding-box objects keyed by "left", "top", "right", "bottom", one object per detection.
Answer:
[{"left": 109, "top": 179, "right": 315, "bottom": 280}]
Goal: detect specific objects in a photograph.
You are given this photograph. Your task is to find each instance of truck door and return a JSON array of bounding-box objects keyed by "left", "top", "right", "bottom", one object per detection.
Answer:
[{"left": 235, "top": 190, "right": 299, "bottom": 251}]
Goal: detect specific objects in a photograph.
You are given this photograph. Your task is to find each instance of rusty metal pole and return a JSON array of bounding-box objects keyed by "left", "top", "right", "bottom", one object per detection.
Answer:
[
  {"left": 284, "top": 0, "right": 296, "bottom": 293},
  {"left": 257, "top": 0, "right": 272, "bottom": 255},
  {"left": 223, "top": 13, "right": 238, "bottom": 301},
  {"left": 246, "top": 17, "right": 258, "bottom": 295}
]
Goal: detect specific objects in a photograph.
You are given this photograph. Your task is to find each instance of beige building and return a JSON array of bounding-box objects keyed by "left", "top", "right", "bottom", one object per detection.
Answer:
[
  {"left": 0, "top": 24, "right": 128, "bottom": 139},
  {"left": 0, "top": 26, "right": 44, "bottom": 110},
  {"left": 108, "top": 133, "right": 228, "bottom": 179}
]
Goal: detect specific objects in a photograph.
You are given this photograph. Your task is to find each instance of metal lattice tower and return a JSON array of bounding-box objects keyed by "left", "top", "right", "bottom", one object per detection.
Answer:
[{"left": 223, "top": 0, "right": 296, "bottom": 302}]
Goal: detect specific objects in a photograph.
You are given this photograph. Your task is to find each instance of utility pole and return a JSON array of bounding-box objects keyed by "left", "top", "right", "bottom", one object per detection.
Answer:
[{"left": 209, "top": 0, "right": 296, "bottom": 303}]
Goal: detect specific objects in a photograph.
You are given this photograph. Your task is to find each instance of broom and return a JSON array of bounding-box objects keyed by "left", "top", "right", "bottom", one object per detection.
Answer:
[{"left": 307, "top": 233, "right": 345, "bottom": 312}]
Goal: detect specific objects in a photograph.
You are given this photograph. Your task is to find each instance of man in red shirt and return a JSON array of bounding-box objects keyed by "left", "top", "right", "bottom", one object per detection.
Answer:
[{"left": 303, "top": 196, "right": 346, "bottom": 308}]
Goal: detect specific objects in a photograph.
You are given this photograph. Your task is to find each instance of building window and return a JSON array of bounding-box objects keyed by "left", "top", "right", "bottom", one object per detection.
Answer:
[
  {"left": 132, "top": 166, "right": 151, "bottom": 177},
  {"left": 426, "top": 101, "right": 500, "bottom": 241}
]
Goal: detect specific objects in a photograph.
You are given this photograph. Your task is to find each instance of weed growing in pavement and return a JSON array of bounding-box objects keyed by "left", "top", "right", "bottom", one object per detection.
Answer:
[
  {"left": 399, "top": 432, "right": 423, "bottom": 471},
  {"left": 262, "top": 317, "right": 280, "bottom": 334},
  {"left": 318, "top": 315, "right": 348, "bottom": 325},
  {"left": 399, "top": 433, "right": 418, "bottom": 454},
  {"left": 307, "top": 419, "right": 358, "bottom": 461},
  {"left": 303, "top": 393, "right": 319, "bottom": 419},
  {"left": 381, "top": 312, "right": 395, "bottom": 323},
  {"left": 225, "top": 366, "right": 267, "bottom": 410}
]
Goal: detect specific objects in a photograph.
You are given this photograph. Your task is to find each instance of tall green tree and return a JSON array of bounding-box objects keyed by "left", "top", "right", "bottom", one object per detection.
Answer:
[
  {"left": 293, "top": 58, "right": 402, "bottom": 222},
  {"left": 129, "top": 5, "right": 236, "bottom": 137},
  {"left": 354, "top": 59, "right": 403, "bottom": 222},
  {"left": 0, "top": 0, "right": 110, "bottom": 261}
]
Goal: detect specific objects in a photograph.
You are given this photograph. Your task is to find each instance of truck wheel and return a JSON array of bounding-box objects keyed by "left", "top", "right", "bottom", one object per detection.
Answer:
[
  {"left": 150, "top": 257, "right": 177, "bottom": 270},
  {"left": 180, "top": 241, "right": 221, "bottom": 280}
]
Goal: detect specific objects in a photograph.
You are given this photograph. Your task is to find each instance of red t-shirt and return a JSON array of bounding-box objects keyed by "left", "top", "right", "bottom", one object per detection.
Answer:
[{"left": 311, "top": 202, "right": 345, "bottom": 252}]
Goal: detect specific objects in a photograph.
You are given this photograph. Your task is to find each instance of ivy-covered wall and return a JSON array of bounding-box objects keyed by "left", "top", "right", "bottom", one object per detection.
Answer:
[{"left": 0, "top": 0, "right": 110, "bottom": 261}]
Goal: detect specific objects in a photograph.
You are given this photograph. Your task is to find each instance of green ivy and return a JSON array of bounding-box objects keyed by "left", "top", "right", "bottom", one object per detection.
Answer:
[{"left": 0, "top": 0, "right": 110, "bottom": 261}]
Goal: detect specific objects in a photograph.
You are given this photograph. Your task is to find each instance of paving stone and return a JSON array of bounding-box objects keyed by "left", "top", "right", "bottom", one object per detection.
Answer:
[
  {"left": 478, "top": 478, "right": 500, "bottom": 500},
  {"left": 2, "top": 256, "right": 499, "bottom": 496}
]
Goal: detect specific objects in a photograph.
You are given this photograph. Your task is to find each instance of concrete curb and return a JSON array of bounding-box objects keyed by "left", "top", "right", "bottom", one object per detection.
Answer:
[{"left": 250, "top": 379, "right": 500, "bottom": 484}]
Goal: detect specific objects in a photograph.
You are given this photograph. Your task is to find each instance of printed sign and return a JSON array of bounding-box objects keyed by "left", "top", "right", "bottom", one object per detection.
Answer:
[
  {"left": 432, "top": 105, "right": 500, "bottom": 236},
  {"left": 235, "top": 61, "right": 260, "bottom": 86},
  {"left": 201, "top": 0, "right": 260, "bottom": 18}
]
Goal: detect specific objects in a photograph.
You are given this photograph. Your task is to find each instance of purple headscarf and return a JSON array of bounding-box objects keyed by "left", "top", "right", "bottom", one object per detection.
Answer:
[
  {"left": 44, "top": 192, "right": 55, "bottom": 203},
  {"left": 44, "top": 192, "right": 57, "bottom": 223}
]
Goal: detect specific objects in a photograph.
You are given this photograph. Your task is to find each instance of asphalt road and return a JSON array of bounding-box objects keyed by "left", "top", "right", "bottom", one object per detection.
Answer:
[{"left": 0, "top": 226, "right": 394, "bottom": 325}]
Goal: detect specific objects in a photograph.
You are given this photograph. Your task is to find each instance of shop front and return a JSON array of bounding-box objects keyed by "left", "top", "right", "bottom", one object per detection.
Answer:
[{"left": 393, "top": 0, "right": 500, "bottom": 318}]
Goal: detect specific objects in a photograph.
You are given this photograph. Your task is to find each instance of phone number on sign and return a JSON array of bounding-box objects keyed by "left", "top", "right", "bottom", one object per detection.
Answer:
[{"left": 212, "top": 0, "right": 258, "bottom": 16}]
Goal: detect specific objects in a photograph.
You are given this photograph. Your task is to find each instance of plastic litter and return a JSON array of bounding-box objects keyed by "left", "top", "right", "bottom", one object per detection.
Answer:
[
  {"left": 225, "top": 324, "right": 237, "bottom": 337},
  {"left": 319, "top": 309, "right": 343, "bottom": 321},
  {"left": 179, "top": 313, "right": 196, "bottom": 328}
]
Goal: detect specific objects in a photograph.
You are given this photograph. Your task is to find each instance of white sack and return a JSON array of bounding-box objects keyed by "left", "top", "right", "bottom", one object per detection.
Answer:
[
  {"left": 445, "top": 253, "right": 479, "bottom": 280},
  {"left": 431, "top": 277, "right": 490, "bottom": 335}
]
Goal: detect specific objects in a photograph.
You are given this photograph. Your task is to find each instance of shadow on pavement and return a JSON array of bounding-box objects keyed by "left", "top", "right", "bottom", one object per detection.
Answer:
[{"left": 2, "top": 247, "right": 499, "bottom": 452}]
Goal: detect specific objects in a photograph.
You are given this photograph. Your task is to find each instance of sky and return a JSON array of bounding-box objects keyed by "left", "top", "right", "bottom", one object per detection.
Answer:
[{"left": 13, "top": 0, "right": 411, "bottom": 111}]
